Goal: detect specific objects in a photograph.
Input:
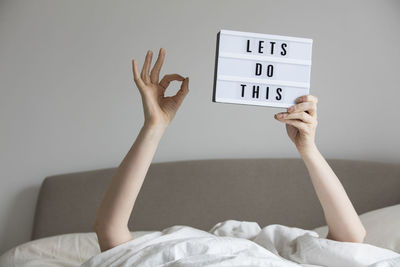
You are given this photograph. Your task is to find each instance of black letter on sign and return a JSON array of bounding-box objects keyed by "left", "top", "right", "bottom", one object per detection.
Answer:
[
  {"left": 265, "top": 86, "right": 269, "bottom": 99},
  {"left": 255, "top": 63, "right": 262, "bottom": 76},
  {"left": 270, "top": 42, "right": 276, "bottom": 55},
  {"left": 281, "top": 43, "right": 287, "bottom": 56},
  {"left": 276, "top": 88, "right": 282, "bottom": 100},
  {"left": 266, "top": 65, "right": 274, "bottom": 77},
  {"left": 252, "top": 85, "right": 260, "bottom": 98},
  {"left": 240, "top": 84, "right": 246, "bottom": 97},
  {"left": 246, "top": 40, "right": 252, "bottom": 53},
  {"left": 258, "top": 40, "right": 264, "bottom": 53}
]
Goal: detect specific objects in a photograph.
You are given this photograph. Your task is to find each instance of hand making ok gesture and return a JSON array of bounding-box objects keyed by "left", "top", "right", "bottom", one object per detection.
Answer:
[{"left": 132, "top": 48, "right": 189, "bottom": 129}]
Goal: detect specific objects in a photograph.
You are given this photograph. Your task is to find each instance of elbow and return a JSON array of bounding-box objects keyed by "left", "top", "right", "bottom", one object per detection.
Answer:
[
  {"left": 352, "top": 226, "right": 366, "bottom": 243},
  {"left": 93, "top": 219, "right": 106, "bottom": 234},
  {"left": 92, "top": 214, "right": 110, "bottom": 234},
  {"left": 327, "top": 226, "right": 366, "bottom": 243},
  {"left": 348, "top": 225, "right": 366, "bottom": 243},
  {"left": 93, "top": 220, "right": 100, "bottom": 233}
]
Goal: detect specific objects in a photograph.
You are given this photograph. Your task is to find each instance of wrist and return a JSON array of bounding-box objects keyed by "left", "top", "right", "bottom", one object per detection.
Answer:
[
  {"left": 141, "top": 122, "right": 167, "bottom": 139},
  {"left": 143, "top": 120, "right": 168, "bottom": 132},
  {"left": 297, "top": 143, "right": 319, "bottom": 157}
]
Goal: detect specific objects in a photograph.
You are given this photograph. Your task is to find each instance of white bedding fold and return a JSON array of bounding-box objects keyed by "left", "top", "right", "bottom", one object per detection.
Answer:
[{"left": 81, "top": 220, "right": 400, "bottom": 267}]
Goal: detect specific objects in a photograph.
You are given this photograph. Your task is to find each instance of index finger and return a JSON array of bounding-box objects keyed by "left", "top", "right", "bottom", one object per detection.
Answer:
[
  {"left": 296, "top": 94, "right": 318, "bottom": 104},
  {"left": 288, "top": 101, "right": 317, "bottom": 117},
  {"left": 159, "top": 74, "right": 185, "bottom": 95}
]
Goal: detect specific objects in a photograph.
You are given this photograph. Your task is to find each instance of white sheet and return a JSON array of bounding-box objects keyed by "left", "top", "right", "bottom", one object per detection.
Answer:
[
  {"left": 82, "top": 220, "right": 400, "bottom": 267},
  {"left": 0, "top": 231, "right": 153, "bottom": 267}
]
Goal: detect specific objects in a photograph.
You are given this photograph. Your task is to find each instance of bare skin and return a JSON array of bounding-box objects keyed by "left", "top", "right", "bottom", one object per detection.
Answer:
[
  {"left": 274, "top": 96, "right": 366, "bottom": 243},
  {"left": 93, "top": 48, "right": 366, "bottom": 252}
]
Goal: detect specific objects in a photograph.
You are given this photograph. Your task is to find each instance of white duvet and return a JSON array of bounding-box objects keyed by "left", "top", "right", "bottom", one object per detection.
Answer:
[{"left": 82, "top": 220, "right": 400, "bottom": 267}]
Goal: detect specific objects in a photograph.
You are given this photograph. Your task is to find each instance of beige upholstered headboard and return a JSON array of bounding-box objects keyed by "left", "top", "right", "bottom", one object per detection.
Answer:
[{"left": 31, "top": 158, "right": 400, "bottom": 240}]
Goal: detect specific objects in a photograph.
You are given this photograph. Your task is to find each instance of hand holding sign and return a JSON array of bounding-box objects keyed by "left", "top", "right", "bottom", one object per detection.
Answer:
[
  {"left": 275, "top": 94, "right": 318, "bottom": 154},
  {"left": 213, "top": 30, "right": 313, "bottom": 108},
  {"left": 132, "top": 48, "right": 189, "bottom": 129}
]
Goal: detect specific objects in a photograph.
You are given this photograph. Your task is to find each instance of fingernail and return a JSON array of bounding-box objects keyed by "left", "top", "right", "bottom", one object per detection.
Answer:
[
  {"left": 277, "top": 113, "right": 283, "bottom": 118},
  {"left": 288, "top": 107, "right": 294, "bottom": 112}
]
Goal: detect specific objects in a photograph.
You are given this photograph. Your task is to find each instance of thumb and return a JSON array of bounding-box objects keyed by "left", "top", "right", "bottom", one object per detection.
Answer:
[{"left": 171, "top": 77, "right": 189, "bottom": 107}]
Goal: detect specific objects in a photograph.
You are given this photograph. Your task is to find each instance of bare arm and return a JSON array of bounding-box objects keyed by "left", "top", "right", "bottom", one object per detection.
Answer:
[
  {"left": 274, "top": 95, "right": 366, "bottom": 243},
  {"left": 93, "top": 48, "right": 189, "bottom": 252}
]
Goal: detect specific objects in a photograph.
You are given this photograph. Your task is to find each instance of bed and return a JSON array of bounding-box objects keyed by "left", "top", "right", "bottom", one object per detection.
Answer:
[{"left": 1, "top": 158, "right": 400, "bottom": 266}]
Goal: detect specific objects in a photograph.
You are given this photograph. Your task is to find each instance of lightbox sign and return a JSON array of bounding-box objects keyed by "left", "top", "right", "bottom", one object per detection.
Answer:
[{"left": 212, "top": 29, "right": 313, "bottom": 108}]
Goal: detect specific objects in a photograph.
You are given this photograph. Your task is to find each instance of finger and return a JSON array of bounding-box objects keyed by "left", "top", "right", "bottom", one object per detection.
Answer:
[
  {"left": 275, "top": 111, "right": 314, "bottom": 124},
  {"left": 171, "top": 77, "right": 189, "bottom": 107},
  {"left": 132, "top": 59, "right": 145, "bottom": 88},
  {"left": 296, "top": 94, "right": 318, "bottom": 104},
  {"left": 141, "top": 50, "right": 153, "bottom": 83},
  {"left": 280, "top": 119, "right": 309, "bottom": 133},
  {"left": 150, "top": 48, "right": 166, "bottom": 84},
  {"left": 287, "top": 102, "right": 317, "bottom": 117},
  {"left": 159, "top": 74, "right": 185, "bottom": 95}
]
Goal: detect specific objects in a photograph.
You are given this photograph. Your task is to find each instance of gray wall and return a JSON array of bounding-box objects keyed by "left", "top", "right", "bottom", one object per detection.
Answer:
[{"left": 0, "top": 0, "right": 399, "bottom": 254}]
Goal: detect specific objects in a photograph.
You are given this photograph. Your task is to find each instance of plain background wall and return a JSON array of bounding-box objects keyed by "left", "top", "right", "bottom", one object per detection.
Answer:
[{"left": 0, "top": 0, "right": 399, "bottom": 254}]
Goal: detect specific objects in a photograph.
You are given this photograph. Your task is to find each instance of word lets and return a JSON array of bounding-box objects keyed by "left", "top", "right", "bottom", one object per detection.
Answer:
[{"left": 246, "top": 39, "right": 287, "bottom": 56}]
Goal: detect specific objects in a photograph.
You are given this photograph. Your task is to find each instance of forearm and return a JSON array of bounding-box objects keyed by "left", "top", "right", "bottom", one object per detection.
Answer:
[
  {"left": 93, "top": 49, "right": 187, "bottom": 252},
  {"left": 299, "top": 145, "right": 366, "bottom": 243},
  {"left": 94, "top": 123, "right": 165, "bottom": 236}
]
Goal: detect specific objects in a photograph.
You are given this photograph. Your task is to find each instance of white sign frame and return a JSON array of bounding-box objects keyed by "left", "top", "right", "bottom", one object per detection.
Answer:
[{"left": 213, "top": 29, "right": 313, "bottom": 108}]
